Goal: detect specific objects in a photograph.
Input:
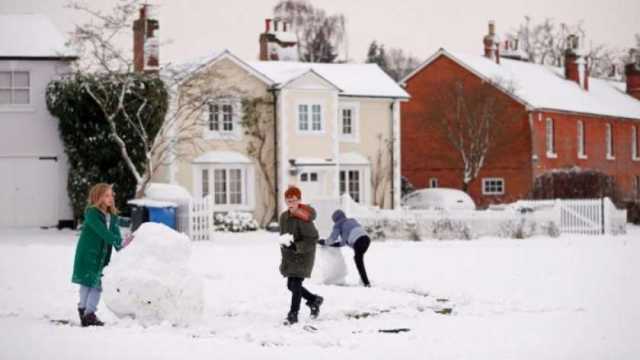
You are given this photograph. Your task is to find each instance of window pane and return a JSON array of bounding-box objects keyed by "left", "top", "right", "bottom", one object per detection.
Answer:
[
  {"left": 202, "top": 169, "right": 209, "bottom": 197},
  {"left": 546, "top": 118, "right": 554, "bottom": 153},
  {"left": 348, "top": 170, "right": 360, "bottom": 202},
  {"left": 312, "top": 104, "right": 321, "bottom": 131},
  {"left": 0, "top": 72, "right": 10, "bottom": 88},
  {"left": 310, "top": 172, "right": 318, "bottom": 182},
  {"left": 339, "top": 171, "right": 346, "bottom": 194},
  {"left": 0, "top": 90, "right": 10, "bottom": 104},
  {"left": 13, "top": 72, "right": 29, "bottom": 87},
  {"left": 209, "top": 104, "right": 219, "bottom": 131},
  {"left": 299, "top": 105, "right": 308, "bottom": 131},
  {"left": 214, "top": 169, "right": 227, "bottom": 204},
  {"left": 222, "top": 104, "right": 233, "bottom": 131},
  {"left": 229, "top": 169, "right": 242, "bottom": 204},
  {"left": 13, "top": 90, "right": 29, "bottom": 104},
  {"left": 342, "top": 109, "right": 352, "bottom": 134},
  {"left": 300, "top": 173, "right": 308, "bottom": 182}
]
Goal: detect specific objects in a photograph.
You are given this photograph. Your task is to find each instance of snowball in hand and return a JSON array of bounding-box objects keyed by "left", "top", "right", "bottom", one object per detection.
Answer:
[
  {"left": 277, "top": 233, "right": 294, "bottom": 247},
  {"left": 102, "top": 223, "right": 204, "bottom": 327}
]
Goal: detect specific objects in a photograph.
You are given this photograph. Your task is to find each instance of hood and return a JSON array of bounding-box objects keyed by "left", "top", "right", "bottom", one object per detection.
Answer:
[{"left": 331, "top": 209, "right": 346, "bottom": 223}]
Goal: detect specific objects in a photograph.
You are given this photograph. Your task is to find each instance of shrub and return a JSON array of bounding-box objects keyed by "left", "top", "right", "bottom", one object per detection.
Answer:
[
  {"left": 214, "top": 211, "right": 259, "bottom": 232},
  {"left": 625, "top": 201, "right": 640, "bottom": 225},
  {"left": 431, "top": 218, "right": 472, "bottom": 240},
  {"left": 531, "top": 168, "right": 620, "bottom": 204}
]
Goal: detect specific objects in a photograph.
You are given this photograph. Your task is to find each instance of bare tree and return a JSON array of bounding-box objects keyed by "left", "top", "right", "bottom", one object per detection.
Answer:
[
  {"left": 67, "top": 0, "right": 213, "bottom": 196},
  {"left": 422, "top": 78, "right": 520, "bottom": 192},
  {"left": 274, "top": 0, "right": 347, "bottom": 63},
  {"left": 365, "top": 41, "right": 420, "bottom": 81},
  {"left": 369, "top": 134, "right": 393, "bottom": 207},
  {"left": 509, "top": 16, "right": 626, "bottom": 79}
]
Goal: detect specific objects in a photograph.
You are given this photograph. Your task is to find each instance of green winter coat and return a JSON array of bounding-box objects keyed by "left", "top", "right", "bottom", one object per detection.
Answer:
[
  {"left": 279, "top": 206, "right": 319, "bottom": 278},
  {"left": 71, "top": 206, "right": 123, "bottom": 288}
]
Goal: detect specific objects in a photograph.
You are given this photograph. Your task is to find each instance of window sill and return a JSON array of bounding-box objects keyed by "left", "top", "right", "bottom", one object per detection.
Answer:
[
  {"left": 632, "top": 157, "right": 640, "bottom": 162},
  {"left": 211, "top": 204, "right": 254, "bottom": 212},
  {"left": 204, "top": 131, "right": 242, "bottom": 141},
  {"left": 577, "top": 154, "right": 588, "bottom": 160},
  {"left": 482, "top": 193, "right": 505, "bottom": 196},
  {"left": 606, "top": 155, "right": 616, "bottom": 161},
  {"left": 296, "top": 130, "right": 326, "bottom": 136},
  {"left": 546, "top": 152, "right": 558, "bottom": 159},
  {"left": 339, "top": 136, "right": 359, "bottom": 143}
]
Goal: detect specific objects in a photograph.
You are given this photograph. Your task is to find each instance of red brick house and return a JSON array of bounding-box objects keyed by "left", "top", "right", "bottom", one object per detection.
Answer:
[{"left": 400, "top": 22, "right": 640, "bottom": 207}]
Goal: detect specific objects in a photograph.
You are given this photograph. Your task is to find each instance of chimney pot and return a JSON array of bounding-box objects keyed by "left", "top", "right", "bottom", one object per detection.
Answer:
[
  {"left": 274, "top": 18, "right": 279, "bottom": 31},
  {"left": 488, "top": 20, "right": 495, "bottom": 35},
  {"left": 265, "top": 18, "right": 272, "bottom": 32}
]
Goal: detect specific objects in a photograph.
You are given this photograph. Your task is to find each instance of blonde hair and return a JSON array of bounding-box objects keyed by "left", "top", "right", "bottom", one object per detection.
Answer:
[{"left": 87, "top": 183, "right": 119, "bottom": 215}]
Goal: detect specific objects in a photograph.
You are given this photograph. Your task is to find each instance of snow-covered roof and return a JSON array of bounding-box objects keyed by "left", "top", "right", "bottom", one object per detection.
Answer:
[
  {"left": 177, "top": 50, "right": 409, "bottom": 99},
  {"left": 403, "top": 49, "right": 640, "bottom": 120},
  {"left": 193, "top": 150, "right": 253, "bottom": 164},
  {"left": 249, "top": 60, "right": 409, "bottom": 98},
  {"left": 339, "top": 152, "right": 370, "bottom": 165},
  {"left": 0, "top": 14, "right": 77, "bottom": 59},
  {"left": 144, "top": 183, "right": 192, "bottom": 205}
]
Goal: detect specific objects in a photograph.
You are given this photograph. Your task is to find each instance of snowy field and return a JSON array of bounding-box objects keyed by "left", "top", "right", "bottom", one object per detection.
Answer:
[{"left": 1, "top": 226, "right": 639, "bottom": 360}]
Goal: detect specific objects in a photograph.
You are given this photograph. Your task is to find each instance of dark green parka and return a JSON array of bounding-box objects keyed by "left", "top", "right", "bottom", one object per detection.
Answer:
[
  {"left": 279, "top": 206, "right": 319, "bottom": 278},
  {"left": 71, "top": 207, "right": 123, "bottom": 288}
]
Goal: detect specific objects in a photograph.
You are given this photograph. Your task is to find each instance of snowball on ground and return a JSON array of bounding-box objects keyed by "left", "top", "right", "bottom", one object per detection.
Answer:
[{"left": 102, "top": 223, "right": 203, "bottom": 327}]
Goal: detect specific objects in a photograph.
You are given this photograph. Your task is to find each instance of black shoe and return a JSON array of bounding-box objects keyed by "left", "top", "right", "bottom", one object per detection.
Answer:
[
  {"left": 307, "top": 296, "right": 324, "bottom": 319},
  {"left": 82, "top": 312, "right": 104, "bottom": 327},
  {"left": 284, "top": 311, "right": 298, "bottom": 325},
  {"left": 78, "top": 308, "right": 85, "bottom": 323}
]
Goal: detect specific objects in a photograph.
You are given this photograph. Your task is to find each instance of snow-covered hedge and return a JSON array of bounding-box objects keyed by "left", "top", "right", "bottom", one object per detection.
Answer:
[
  {"left": 214, "top": 211, "right": 259, "bottom": 232},
  {"left": 342, "top": 195, "right": 560, "bottom": 241}
]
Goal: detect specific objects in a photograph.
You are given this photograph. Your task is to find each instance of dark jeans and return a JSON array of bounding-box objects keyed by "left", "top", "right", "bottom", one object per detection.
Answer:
[
  {"left": 353, "top": 235, "right": 371, "bottom": 286},
  {"left": 287, "top": 277, "right": 316, "bottom": 313}
]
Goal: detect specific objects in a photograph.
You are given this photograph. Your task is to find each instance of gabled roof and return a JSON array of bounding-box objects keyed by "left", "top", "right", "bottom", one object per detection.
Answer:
[
  {"left": 402, "top": 48, "right": 640, "bottom": 120},
  {"left": 0, "top": 14, "right": 77, "bottom": 59},
  {"left": 176, "top": 50, "right": 409, "bottom": 99}
]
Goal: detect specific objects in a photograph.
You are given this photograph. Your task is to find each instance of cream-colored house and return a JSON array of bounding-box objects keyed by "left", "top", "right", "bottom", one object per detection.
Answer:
[{"left": 157, "top": 50, "right": 409, "bottom": 226}]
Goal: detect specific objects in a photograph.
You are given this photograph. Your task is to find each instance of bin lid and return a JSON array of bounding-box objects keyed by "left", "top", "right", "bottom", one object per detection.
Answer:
[{"left": 127, "top": 198, "right": 177, "bottom": 208}]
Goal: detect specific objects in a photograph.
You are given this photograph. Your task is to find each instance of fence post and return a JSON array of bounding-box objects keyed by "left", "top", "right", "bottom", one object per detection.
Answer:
[
  {"left": 603, "top": 197, "right": 611, "bottom": 235},
  {"left": 554, "top": 198, "right": 562, "bottom": 233}
]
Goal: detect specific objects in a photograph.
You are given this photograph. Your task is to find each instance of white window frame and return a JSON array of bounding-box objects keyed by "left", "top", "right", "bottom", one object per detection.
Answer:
[
  {"left": 296, "top": 102, "right": 325, "bottom": 135},
  {"left": 203, "top": 98, "right": 242, "bottom": 140},
  {"left": 577, "top": 120, "right": 587, "bottom": 159},
  {"left": 429, "top": 177, "right": 439, "bottom": 188},
  {"left": 632, "top": 125, "right": 639, "bottom": 161},
  {"left": 482, "top": 177, "right": 505, "bottom": 195},
  {"left": 339, "top": 103, "right": 359, "bottom": 143},
  {"left": 606, "top": 123, "right": 615, "bottom": 160},
  {"left": 545, "top": 117, "right": 557, "bottom": 158},
  {"left": 194, "top": 164, "right": 254, "bottom": 211},
  {"left": 0, "top": 70, "right": 30, "bottom": 106},
  {"left": 339, "top": 168, "right": 364, "bottom": 203}
]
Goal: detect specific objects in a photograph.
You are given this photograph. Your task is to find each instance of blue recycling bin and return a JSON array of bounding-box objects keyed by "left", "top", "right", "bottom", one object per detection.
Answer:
[{"left": 147, "top": 205, "right": 177, "bottom": 230}]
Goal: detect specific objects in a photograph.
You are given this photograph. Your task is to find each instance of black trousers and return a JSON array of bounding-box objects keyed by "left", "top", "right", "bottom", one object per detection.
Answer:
[
  {"left": 353, "top": 235, "right": 371, "bottom": 286},
  {"left": 287, "top": 277, "right": 316, "bottom": 313}
]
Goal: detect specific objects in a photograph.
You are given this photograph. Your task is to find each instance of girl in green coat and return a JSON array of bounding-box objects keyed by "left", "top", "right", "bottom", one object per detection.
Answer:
[
  {"left": 279, "top": 186, "right": 323, "bottom": 325},
  {"left": 71, "top": 183, "right": 133, "bottom": 327}
]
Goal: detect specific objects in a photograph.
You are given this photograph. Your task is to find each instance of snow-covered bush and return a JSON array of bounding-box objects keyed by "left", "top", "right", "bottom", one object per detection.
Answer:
[
  {"left": 498, "top": 216, "right": 537, "bottom": 239},
  {"left": 103, "top": 223, "right": 204, "bottom": 327},
  {"left": 431, "top": 218, "right": 472, "bottom": 240},
  {"left": 214, "top": 211, "right": 259, "bottom": 232}
]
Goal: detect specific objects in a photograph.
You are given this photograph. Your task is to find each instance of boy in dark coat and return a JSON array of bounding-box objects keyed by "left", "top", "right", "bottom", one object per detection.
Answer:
[
  {"left": 279, "top": 186, "right": 323, "bottom": 325},
  {"left": 319, "top": 210, "right": 371, "bottom": 287}
]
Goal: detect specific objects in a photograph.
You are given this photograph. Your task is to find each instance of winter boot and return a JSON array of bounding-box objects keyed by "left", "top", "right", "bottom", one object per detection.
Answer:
[
  {"left": 284, "top": 311, "right": 298, "bottom": 325},
  {"left": 307, "top": 295, "right": 324, "bottom": 319},
  {"left": 82, "top": 312, "right": 104, "bottom": 327},
  {"left": 78, "top": 308, "right": 85, "bottom": 323}
]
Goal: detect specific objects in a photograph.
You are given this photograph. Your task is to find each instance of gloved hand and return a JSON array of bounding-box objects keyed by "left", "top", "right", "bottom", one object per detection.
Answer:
[{"left": 317, "top": 239, "right": 326, "bottom": 246}]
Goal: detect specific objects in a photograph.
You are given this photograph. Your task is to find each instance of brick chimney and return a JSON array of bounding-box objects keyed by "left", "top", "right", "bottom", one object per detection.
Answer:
[
  {"left": 259, "top": 18, "right": 298, "bottom": 61},
  {"left": 133, "top": 4, "right": 159, "bottom": 72},
  {"left": 625, "top": 49, "right": 640, "bottom": 100},
  {"left": 483, "top": 21, "right": 500, "bottom": 64},
  {"left": 564, "top": 35, "right": 589, "bottom": 91}
]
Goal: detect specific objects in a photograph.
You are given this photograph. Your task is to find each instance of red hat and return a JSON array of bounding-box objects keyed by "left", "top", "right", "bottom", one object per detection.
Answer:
[{"left": 284, "top": 185, "right": 302, "bottom": 199}]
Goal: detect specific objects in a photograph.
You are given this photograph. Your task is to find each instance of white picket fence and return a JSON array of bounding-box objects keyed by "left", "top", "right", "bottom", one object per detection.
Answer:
[
  {"left": 513, "top": 197, "right": 626, "bottom": 235},
  {"left": 176, "top": 195, "right": 215, "bottom": 241}
]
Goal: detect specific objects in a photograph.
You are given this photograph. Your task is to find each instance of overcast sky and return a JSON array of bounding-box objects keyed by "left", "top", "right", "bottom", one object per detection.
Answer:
[{"left": 1, "top": 0, "right": 638, "bottom": 65}]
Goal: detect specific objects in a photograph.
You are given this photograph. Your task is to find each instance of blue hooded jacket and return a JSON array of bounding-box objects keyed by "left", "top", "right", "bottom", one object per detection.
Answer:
[{"left": 326, "top": 210, "right": 368, "bottom": 247}]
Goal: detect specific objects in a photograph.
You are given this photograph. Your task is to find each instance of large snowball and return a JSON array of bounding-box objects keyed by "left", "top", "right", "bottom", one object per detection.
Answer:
[
  {"left": 103, "top": 223, "right": 203, "bottom": 327},
  {"left": 313, "top": 246, "right": 348, "bottom": 285}
]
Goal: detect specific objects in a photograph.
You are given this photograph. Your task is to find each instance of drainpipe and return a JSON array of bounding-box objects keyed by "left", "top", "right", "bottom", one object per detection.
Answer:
[
  {"left": 269, "top": 87, "right": 279, "bottom": 220},
  {"left": 389, "top": 101, "right": 395, "bottom": 209}
]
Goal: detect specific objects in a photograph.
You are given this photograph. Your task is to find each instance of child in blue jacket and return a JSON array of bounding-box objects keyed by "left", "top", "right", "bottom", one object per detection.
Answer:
[{"left": 319, "top": 210, "right": 371, "bottom": 287}]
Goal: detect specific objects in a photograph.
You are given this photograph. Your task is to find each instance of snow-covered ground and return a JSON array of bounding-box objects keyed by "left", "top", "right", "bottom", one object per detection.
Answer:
[{"left": 1, "top": 226, "right": 639, "bottom": 359}]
